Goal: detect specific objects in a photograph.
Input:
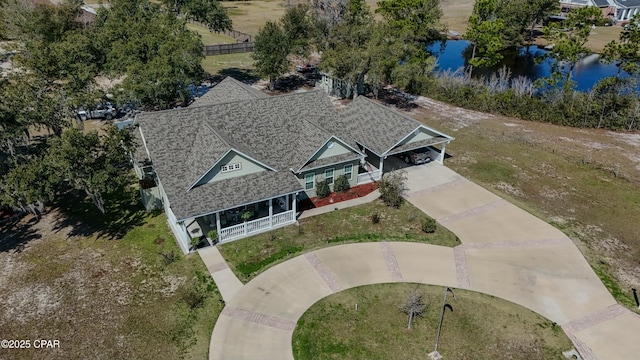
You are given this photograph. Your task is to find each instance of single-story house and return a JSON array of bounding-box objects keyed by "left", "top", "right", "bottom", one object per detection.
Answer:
[
  {"left": 133, "top": 77, "right": 453, "bottom": 252},
  {"left": 560, "top": 0, "right": 639, "bottom": 22}
]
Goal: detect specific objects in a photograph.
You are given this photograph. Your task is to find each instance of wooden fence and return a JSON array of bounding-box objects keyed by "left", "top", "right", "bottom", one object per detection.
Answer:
[
  {"left": 213, "top": 28, "right": 254, "bottom": 43},
  {"left": 203, "top": 42, "right": 255, "bottom": 56},
  {"left": 189, "top": 20, "right": 255, "bottom": 55}
]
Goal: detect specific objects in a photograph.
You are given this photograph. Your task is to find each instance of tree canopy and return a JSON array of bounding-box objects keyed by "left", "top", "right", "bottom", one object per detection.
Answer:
[
  {"left": 94, "top": 0, "right": 204, "bottom": 108},
  {"left": 464, "top": 0, "right": 505, "bottom": 69},
  {"left": 543, "top": 6, "right": 602, "bottom": 80},
  {"left": 0, "top": 0, "right": 200, "bottom": 215},
  {"left": 602, "top": 13, "right": 640, "bottom": 77},
  {"left": 376, "top": 0, "right": 444, "bottom": 41},
  {"left": 161, "top": 0, "right": 232, "bottom": 31},
  {"left": 252, "top": 21, "right": 291, "bottom": 88}
]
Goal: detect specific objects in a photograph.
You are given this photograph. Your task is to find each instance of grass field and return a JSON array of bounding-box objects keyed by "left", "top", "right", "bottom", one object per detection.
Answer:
[
  {"left": 186, "top": 23, "right": 236, "bottom": 46},
  {"left": 0, "top": 187, "right": 223, "bottom": 359},
  {"left": 202, "top": 52, "right": 255, "bottom": 76},
  {"left": 222, "top": 0, "right": 622, "bottom": 53},
  {"left": 219, "top": 199, "right": 459, "bottom": 283},
  {"left": 222, "top": 0, "right": 286, "bottom": 34},
  {"left": 293, "top": 283, "right": 572, "bottom": 360}
]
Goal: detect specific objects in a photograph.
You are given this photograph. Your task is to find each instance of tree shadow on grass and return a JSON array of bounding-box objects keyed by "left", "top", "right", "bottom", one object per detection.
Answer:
[
  {"left": 0, "top": 216, "right": 42, "bottom": 253},
  {"left": 376, "top": 88, "right": 419, "bottom": 111},
  {"left": 52, "top": 185, "right": 151, "bottom": 240},
  {"left": 208, "top": 68, "right": 260, "bottom": 84}
]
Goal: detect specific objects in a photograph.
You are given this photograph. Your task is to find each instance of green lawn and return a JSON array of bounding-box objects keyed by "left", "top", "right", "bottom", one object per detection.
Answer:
[
  {"left": 186, "top": 23, "right": 235, "bottom": 46},
  {"left": 293, "top": 283, "right": 572, "bottom": 360},
  {"left": 202, "top": 52, "right": 255, "bottom": 76},
  {"left": 218, "top": 199, "right": 459, "bottom": 283}
]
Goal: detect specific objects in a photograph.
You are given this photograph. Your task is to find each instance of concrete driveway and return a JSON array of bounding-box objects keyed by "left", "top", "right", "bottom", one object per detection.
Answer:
[{"left": 208, "top": 163, "right": 640, "bottom": 360}]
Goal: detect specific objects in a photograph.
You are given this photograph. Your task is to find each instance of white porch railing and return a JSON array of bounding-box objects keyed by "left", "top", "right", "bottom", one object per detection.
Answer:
[
  {"left": 272, "top": 210, "right": 295, "bottom": 226},
  {"left": 218, "top": 210, "right": 296, "bottom": 243},
  {"left": 247, "top": 217, "right": 270, "bottom": 233},
  {"left": 357, "top": 170, "right": 381, "bottom": 184}
]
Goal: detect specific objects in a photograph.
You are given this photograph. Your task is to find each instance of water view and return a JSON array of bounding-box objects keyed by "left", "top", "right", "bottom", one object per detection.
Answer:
[{"left": 427, "top": 40, "right": 626, "bottom": 92}]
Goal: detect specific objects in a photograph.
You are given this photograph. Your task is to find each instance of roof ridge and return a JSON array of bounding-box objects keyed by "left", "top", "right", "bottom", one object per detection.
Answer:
[
  {"left": 184, "top": 120, "right": 232, "bottom": 190},
  {"left": 351, "top": 96, "right": 423, "bottom": 127}
]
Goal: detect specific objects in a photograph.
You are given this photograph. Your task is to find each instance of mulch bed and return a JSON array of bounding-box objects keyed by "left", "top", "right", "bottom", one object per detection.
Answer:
[{"left": 298, "top": 182, "right": 378, "bottom": 211}]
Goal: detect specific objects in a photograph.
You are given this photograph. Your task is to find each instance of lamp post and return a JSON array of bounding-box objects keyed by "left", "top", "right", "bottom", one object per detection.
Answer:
[{"left": 429, "top": 287, "right": 455, "bottom": 360}]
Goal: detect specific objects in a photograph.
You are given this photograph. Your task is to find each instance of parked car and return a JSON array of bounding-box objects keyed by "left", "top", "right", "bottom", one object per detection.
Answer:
[
  {"left": 76, "top": 102, "right": 117, "bottom": 121},
  {"left": 401, "top": 148, "right": 431, "bottom": 165},
  {"left": 295, "top": 64, "right": 317, "bottom": 73}
]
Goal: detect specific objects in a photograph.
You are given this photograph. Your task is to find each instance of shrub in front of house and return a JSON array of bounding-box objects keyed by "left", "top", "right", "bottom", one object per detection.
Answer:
[
  {"left": 378, "top": 170, "right": 408, "bottom": 208},
  {"left": 316, "top": 179, "right": 330, "bottom": 198},
  {"left": 334, "top": 174, "right": 350, "bottom": 193},
  {"left": 421, "top": 217, "right": 436, "bottom": 233},
  {"left": 371, "top": 212, "right": 380, "bottom": 224}
]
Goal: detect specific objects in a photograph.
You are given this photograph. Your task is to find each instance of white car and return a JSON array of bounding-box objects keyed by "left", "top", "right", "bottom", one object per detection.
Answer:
[{"left": 76, "top": 103, "right": 117, "bottom": 121}]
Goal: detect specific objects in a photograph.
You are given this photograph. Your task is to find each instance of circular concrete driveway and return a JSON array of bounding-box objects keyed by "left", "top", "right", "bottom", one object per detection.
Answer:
[{"left": 209, "top": 164, "right": 640, "bottom": 360}]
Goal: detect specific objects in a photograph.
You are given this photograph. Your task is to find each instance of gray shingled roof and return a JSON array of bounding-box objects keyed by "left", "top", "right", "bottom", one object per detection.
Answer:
[
  {"left": 136, "top": 90, "right": 343, "bottom": 220},
  {"left": 322, "top": 96, "right": 435, "bottom": 156},
  {"left": 612, "top": 0, "right": 640, "bottom": 7},
  {"left": 386, "top": 137, "right": 449, "bottom": 156},
  {"left": 593, "top": 0, "right": 610, "bottom": 6},
  {"left": 191, "top": 77, "right": 268, "bottom": 107},
  {"left": 299, "top": 152, "right": 362, "bottom": 172},
  {"left": 165, "top": 171, "right": 302, "bottom": 221}
]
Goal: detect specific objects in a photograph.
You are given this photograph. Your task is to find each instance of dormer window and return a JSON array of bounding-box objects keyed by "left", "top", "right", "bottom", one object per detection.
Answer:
[
  {"left": 327, "top": 140, "right": 334, "bottom": 148},
  {"left": 221, "top": 162, "right": 241, "bottom": 173}
]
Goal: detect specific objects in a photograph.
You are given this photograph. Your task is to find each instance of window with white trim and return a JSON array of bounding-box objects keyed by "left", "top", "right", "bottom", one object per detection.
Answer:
[
  {"left": 344, "top": 164, "right": 353, "bottom": 180},
  {"left": 221, "top": 162, "right": 242, "bottom": 173},
  {"left": 325, "top": 168, "right": 334, "bottom": 185},
  {"left": 305, "top": 173, "right": 315, "bottom": 190}
]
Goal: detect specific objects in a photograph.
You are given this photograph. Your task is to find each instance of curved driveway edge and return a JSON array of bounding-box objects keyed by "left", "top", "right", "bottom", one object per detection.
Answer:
[{"left": 209, "top": 163, "right": 640, "bottom": 360}]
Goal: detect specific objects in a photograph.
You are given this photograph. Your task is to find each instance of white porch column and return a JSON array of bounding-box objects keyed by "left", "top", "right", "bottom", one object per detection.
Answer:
[
  {"left": 179, "top": 221, "right": 191, "bottom": 251},
  {"left": 180, "top": 221, "right": 189, "bottom": 239},
  {"left": 292, "top": 193, "right": 297, "bottom": 215},
  {"left": 437, "top": 143, "right": 448, "bottom": 164},
  {"left": 268, "top": 198, "right": 273, "bottom": 227},
  {"left": 215, "top": 212, "right": 221, "bottom": 235},
  {"left": 379, "top": 155, "right": 384, "bottom": 178}
]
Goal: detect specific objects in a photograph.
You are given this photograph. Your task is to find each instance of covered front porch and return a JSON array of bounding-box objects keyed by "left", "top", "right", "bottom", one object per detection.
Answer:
[{"left": 185, "top": 193, "right": 298, "bottom": 245}]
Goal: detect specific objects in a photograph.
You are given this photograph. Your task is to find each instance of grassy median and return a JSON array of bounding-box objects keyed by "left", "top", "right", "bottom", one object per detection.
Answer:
[
  {"left": 219, "top": 199, "right": 459, "bottom": 283},
  {"left": 293, "top": 283, "right": 572, "bottom": 360}
]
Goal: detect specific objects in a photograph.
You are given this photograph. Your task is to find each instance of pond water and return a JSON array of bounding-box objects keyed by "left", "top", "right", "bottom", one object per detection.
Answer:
[{"left": 427, "top": 40, "right": 625, "bottom": 92}]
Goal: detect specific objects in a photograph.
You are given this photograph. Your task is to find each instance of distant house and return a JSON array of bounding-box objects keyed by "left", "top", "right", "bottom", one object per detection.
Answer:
[
  {"left": 560, "top": 0, "right": 639, "bottom": 22},
  {"left": 133, "top": 77, "right": 453, "bottom": 252},
  {"left": 28, "top": 1, "right": 101, "bottom": 27},
  {"left": 78, "top": 5, "right": 97, "bottom": 28}
]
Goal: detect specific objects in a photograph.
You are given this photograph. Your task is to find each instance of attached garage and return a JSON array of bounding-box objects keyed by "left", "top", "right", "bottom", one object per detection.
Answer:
[{"left": 320, "top": 95, "right": 454, "bottom": 179}]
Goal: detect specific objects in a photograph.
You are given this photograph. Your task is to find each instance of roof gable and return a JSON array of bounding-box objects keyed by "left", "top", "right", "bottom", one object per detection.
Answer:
[
  {"left": 191, "top": 77, "right": 268, "bottom": 107},
  {"left": 297, "top": 136, "right": 364, "bottom": 172},
  {"left": 321, "top": 96, "right": 453, "bottom": 156},
  {"left": 192, "top": 149, "right": 272, "bottom": 188},
  {"left": 136, "top": 90, "right": 341, "bottom": 218}
]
